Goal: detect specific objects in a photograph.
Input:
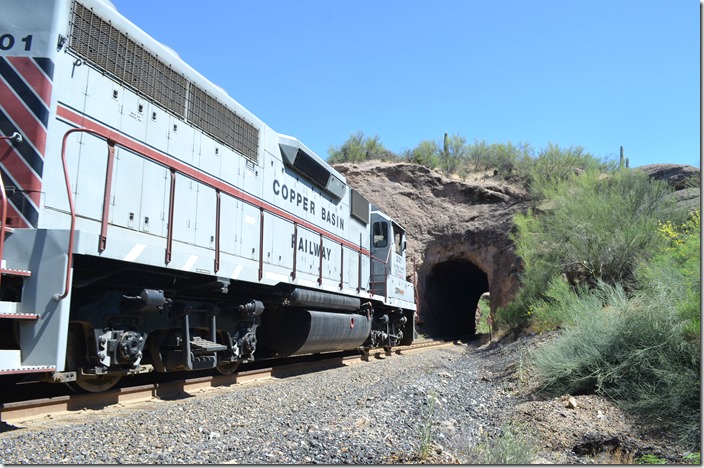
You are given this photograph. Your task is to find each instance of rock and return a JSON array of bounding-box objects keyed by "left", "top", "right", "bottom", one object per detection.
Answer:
[
  {"left": 566, "top": 397, "right": 578, "bottom": 409},
  {"left": 636, "top": 163, "right": 700, "bottom": 190}
]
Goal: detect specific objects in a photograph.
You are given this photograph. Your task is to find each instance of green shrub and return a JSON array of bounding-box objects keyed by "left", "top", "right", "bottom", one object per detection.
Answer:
[
  {"left": 475, "top": 296, "right": 492, "bottom": 334},
  {"left": 511, "top": 169, "right": 678, "bottom": 306},
  {"left": 636, "top": 454, "right": 668, "bottom": 464},
  {"left": 471, "top": 424, "right": 539, "bottom": 464},
  {"left": 494, "top": 300, "right": 530, "bottom": 331},
  {"left": 328, "top": 131, "right": 398, "bottom": 163},
  {"left": 533, "top": 281, "right": 701, "bottom": 447},
  {"left": 418, "top": 392, "right": 437, "bottom": 460}
]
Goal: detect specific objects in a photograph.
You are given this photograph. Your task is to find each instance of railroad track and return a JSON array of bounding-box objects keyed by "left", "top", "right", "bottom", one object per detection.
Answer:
[{"left": 1, "top": 339, "right": 457, "bottom": 424}]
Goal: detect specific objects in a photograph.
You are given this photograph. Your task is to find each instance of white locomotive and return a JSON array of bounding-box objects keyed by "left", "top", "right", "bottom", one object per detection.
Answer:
[{"left": 0, "top": 0, "right": 415, "bottom": 392}]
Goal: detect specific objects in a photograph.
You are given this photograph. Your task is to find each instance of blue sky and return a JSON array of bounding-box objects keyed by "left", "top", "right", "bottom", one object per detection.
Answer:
[{"left": 111, "top": 0, "right": 700, "bottom": 168}]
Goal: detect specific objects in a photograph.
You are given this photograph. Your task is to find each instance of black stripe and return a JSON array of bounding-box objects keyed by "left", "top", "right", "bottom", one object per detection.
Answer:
[
  {"left": 0, "top": 107, "right": 44, "bottom": 177},
  {"left": 0, "top": 166, "right": 39, "bottom": 228},
  {"left": 0, "top": 57, "right": 49, "bottom": 128},
  {"left": 32, "top": 57, "right": 54, "bottom": 80}
]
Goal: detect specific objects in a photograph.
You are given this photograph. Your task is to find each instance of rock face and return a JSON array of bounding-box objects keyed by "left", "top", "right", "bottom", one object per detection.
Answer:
[
  {"left": 335, "top": 162, "right": 532, "bottom": 336},
  {"left": 636, "top": 163, "right": 701, "bottom": 213},
  {"left": 636, "top": 163, "right": 699, "bottom": 190}
]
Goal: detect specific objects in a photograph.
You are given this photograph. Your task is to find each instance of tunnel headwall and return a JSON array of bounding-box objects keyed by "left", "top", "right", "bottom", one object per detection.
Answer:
[{"left": 335, "top": 162, "right": 531, "bottom": 337}]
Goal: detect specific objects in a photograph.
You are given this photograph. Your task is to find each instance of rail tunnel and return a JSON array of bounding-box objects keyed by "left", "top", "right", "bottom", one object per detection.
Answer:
[{"left": 422, "top": 260, "right": 489, "bottom": 338}]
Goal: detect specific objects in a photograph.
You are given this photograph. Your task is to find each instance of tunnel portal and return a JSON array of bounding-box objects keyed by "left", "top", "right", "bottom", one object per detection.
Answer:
[{"left": 422, "top": 260, "right": 489, "bottom": 338}]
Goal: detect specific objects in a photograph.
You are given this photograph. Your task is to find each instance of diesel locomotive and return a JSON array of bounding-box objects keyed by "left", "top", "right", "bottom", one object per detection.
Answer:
[{"left": 0, "top": 0, "right": 416, "bottom": 392}]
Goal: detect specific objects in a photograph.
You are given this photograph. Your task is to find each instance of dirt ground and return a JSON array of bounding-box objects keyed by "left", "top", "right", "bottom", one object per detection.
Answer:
[{"left": 476, "top": 331, "right": 697, "bottom": 464}]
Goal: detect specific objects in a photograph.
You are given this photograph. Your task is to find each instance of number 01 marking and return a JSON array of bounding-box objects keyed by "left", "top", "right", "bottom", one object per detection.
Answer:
[{"left": 0, "top": 34, "right": 33, "bottom": 51}]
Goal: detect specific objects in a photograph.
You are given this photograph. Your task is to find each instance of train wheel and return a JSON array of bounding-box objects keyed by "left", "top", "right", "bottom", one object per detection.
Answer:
[
  {"left": 215, "top": 361, "right": 240, "bottom": 375},
  {"left": 71, "top": 373, "right": 122, "bottom": 393}
]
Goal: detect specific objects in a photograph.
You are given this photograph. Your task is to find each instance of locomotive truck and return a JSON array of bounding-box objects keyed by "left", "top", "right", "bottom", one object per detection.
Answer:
[{"left": 0, "top": 0, "right": 416, "bottom": 392}]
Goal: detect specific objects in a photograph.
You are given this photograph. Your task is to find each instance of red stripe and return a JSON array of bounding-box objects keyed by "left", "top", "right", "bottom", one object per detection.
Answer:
[
  {"left": 57, "top": 105, "right": 371, "bottom": 255},
  {"left": 4, "top": 202, "right": 28, "bottom": 229},
  {"left": 6, "top": 57, "right": 52, "bottom": 107},
  {"left": 0, "top": 78, "right": 47, "bottom": 154},
  {"left": 0, "top": 142, "right": 42, "bottom": 205}
]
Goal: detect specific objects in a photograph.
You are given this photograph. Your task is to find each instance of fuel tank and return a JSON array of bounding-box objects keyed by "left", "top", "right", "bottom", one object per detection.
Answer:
[{"left": 259, "top": 309, "right": 371, "bottom": 356}]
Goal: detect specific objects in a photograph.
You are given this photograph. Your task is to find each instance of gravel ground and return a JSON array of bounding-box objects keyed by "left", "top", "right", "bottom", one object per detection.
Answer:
[
  {"left": 0, "top": 334, "right": 693, "bottom": 464},
  {"left": 0, "top": 340, "right": 511, "bottom": 464}
]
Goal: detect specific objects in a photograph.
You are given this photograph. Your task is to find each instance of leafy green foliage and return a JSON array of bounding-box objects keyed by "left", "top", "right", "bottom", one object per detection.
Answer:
[
  {"left": 514, "top": 170, "right": 676, "bottom": 294},
  {"left": 471, "top": 424, "right": 539, "bottom": 464},
  {"left": 525, "top": 143, "right": 616, "bottom": 197},
  {"left": 475, "top": 296, "right": 492, "bottom": 334},
  {"left": 418, "top": 392, "right": 437, "bottom": 460},
  {"left": 533, "top": 280, "right": 701, "bottom": 447},
  {"left": 404, "top": 139, "right": 440, "bottom": 169},
  {"left": 328, "top": 132, "right": 615, "bottom": 191},
  {"left": 327, "top": 130, "right": 398, "bottom": 163},
  {"left": 498, "top": 154, "right": 700, "bottom": 447},
  {"left": 497, "top": 169, "right": 679, "bottom": 332},
  {"left": 644, "top": 210, "right": 701, "bottom": 342},
  {"left": 636, "top": 454, "right": 668, "bottom": 464}
]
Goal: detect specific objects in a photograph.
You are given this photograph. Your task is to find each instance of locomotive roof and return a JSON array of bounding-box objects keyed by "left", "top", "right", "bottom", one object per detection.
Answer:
[{"left": 87, "top": 0, "right": 341, "bottom": 181}]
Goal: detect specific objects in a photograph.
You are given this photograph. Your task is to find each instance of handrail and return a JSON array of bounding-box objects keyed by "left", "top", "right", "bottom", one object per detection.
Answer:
[
  {"left": 0, "top": 132, "right": 24, "bottom": 287},
  {"left": 55, "top": 128, "right": 114, "bottom": 300},
  {"left": 369, "top": 246, "right": 391, "bottom": 298},
  {"left": 0, "top": 161, "right": 7, "bottom": 287}
]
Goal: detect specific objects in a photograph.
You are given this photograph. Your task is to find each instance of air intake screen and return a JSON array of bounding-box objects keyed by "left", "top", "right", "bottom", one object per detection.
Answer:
[
  {"left": 69, "top": 1, "right": 259, "bottom": 162},
  {"left": 70, "top": 2, "right": 187, "bottom": 116},
  {"left": 187, "top": 87, "right": 259, "bottom": 162}
]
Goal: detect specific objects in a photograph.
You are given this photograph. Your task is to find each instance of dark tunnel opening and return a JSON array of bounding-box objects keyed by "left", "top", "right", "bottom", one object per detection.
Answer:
[{"left": 422, "top": 260, "right": 489, "bottom": 338}]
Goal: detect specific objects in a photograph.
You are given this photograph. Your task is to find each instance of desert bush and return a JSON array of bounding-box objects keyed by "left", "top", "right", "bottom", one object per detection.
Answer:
[
  {"left": 512, "top": 169, "right": 677, "bottom": 298},
  {"left": 471, "top": 424, "right": 539, "bottom": 464},
  {"left": 327, "top": 131, "right": 398, "bottom": 163},
  {"left": 475, "top": 296, "right": 492, "bottom": 334},
  {"left": 533, "top": 280, "right": 701, "bottom": 447}
]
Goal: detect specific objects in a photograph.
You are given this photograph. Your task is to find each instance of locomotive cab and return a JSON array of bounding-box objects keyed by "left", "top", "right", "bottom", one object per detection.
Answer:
[
  {"left": 370, "top": 210, "right": 408, "bottom": 298},
  {"left": 367, "top": 209, "right": 415, "bottom": 349}
]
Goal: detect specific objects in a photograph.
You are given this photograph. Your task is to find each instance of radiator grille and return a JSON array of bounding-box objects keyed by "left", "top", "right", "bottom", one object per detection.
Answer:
[
  {"left": 292, "top": 150, "right": 330, "bottom": 189},
  {"left": 69, "top": 1, "right": 259, "bottom": 162}
]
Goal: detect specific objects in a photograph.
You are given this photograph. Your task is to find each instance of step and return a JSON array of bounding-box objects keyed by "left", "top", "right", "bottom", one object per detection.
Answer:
[
  {"left": 190, "top": 336, "right": 227, "bottom": 353},
  {"left": 0, "top": 259, "right": 31, "bottom": 276},
  {"left": 0, "top": 268, "right": 31, "bottom": 277},
  {"left": 0, "top": 301, "right": 38, "bottom": 319}
]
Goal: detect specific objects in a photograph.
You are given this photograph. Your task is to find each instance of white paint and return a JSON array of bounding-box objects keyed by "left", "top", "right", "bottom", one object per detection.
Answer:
[
  {"left": 181, "top": 255, "right": 198, "bottom": 271},
  {"left": 123, "top": 243, "right": 146, "bottom": 262},
  {"left": 264, "top": 271, "right": 289, "bottom": 282}
]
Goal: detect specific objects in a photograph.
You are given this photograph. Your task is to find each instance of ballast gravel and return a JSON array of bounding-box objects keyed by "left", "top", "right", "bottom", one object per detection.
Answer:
[{"left": 0, "top": 341, "right": 516, "bottom": 464}]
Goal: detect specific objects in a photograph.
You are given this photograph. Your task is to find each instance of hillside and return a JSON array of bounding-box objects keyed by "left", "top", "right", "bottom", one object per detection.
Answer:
[{"left": 335, "top": 161, "right": 699, "bottom": 337}]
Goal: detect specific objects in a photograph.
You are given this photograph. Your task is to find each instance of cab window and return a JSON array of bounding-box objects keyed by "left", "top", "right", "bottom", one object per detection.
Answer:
[
  {"left": 394, "top": 231, "right": 403, "bottom": 255},
  {"left": 373, "top": 221, "right": 388, "bottom": 248}
]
